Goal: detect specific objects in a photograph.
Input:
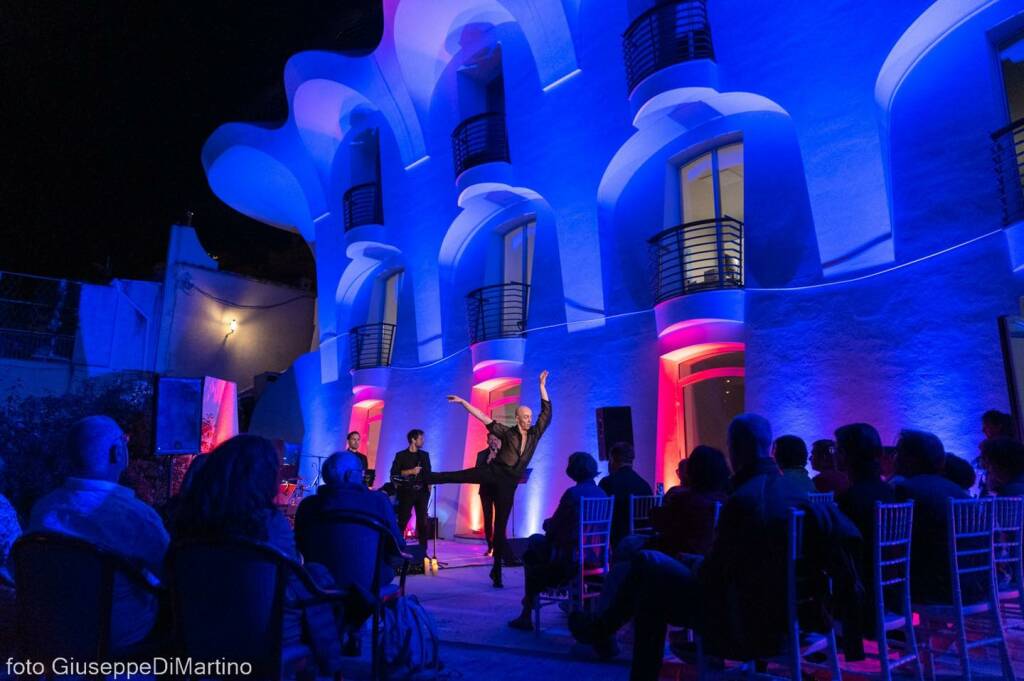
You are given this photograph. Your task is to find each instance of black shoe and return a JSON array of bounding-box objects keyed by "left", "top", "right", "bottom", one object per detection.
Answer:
[
  {"left": 508, "top": 613, "right": 533, "bottom": 631},
  {"left": 489, "top": 564, "right": 503, "bottom": 588}
]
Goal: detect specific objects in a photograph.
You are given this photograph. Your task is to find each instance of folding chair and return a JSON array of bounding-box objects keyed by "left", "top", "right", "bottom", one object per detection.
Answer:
[
  {"left": 867, "top": 502, "right": 924, "bottom": 681},
  {"left": 993, "top": 496, "right": 1024, "bottom": 625},
  {"left": 629, "top": 494, "right": 663, "bottom": 536},
  {"left": 915, "top": 498, "right": 1014, "bottom": 681},
  {"left": 809, "top": 491, "right": 835, "bottom": 506},
  {"left": 534, "top": 496, "right": 614, "bottom": 632}
]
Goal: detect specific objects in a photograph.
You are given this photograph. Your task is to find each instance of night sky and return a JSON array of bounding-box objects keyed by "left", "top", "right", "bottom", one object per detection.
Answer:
[{"left": 1, "top": 2, "right": 379, "bottom": 287}]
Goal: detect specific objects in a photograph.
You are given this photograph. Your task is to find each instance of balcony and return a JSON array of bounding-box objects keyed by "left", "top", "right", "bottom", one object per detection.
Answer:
[
  {"left": 993, "top": 118, "right": 1024, "bottom": 225},
  {"left": 466, "top": 282, "right": 529, "bottom": 345},
  {"left": 622, "top": 0, "right": 715, "bottom": 95},
  {"left": 0, "top": 271, "right": 80, "bottom": 362},
  {"left": 349, "top": 322, "right": 395, "bottom": 369},
  {"left": 451, "top": 112, "right": 510, "bottom": 179},
  {"left": 648, "top": 217, "right": 743, "bottom": 303},
  {"left": 343, "top": 182, "right": 383, "bottom": 231}
]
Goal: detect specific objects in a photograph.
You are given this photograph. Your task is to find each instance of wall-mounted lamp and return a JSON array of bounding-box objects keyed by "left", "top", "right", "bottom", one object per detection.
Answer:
[{"left": 227, "top": 319, "right": 238, "bottom": 336}]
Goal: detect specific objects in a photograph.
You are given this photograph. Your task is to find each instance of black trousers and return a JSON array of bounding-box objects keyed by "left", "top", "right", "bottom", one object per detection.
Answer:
[
  {"left": 429, "top": 465, "right": 519, "bottom": 571},
  {"left": 480, "top": 487, "right": 497, "bottom": 549},
  {"left": 396, "top": 488, "right": 431, "bottom": 549}
]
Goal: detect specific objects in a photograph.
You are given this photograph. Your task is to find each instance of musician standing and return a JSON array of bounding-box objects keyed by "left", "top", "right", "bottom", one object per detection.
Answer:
[
  {"left": 391, "top": 429, "right": 432, "bottom": 553},
  {"left": 475, "top": 433, "right": 501, "bottom": 556}
]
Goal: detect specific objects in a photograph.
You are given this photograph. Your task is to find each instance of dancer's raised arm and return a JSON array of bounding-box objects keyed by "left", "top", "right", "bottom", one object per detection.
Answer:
[
  {"left": 539, "top": 370, "right": 549, "bottom": 402},
  {"left": 448, "top": 395, "right": 493, "bottom": 426}
]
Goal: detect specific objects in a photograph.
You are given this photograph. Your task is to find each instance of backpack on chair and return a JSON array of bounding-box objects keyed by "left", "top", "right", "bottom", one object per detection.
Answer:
[{"left": 377, "top": 594, "right": 443, "bottom": 679}]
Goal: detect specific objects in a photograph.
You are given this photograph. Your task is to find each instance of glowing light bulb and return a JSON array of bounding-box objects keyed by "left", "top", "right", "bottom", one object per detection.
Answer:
[{"left": 228, "top": 319, "right": 238, "bottom": 335}]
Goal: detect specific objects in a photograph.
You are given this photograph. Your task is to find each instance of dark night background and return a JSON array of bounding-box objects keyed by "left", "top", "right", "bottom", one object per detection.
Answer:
[{"left": 1, "top": 1, "right": 382, "bottom": 288}]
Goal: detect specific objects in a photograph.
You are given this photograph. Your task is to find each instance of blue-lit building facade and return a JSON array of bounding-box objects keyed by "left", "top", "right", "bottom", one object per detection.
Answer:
[{"left": 203, "top": 0, "right": 1024, "bottom": 538}]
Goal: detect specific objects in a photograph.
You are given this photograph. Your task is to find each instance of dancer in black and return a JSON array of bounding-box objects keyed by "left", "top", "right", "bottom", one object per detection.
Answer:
[{"left": 429, "top": 370, "right": 551, "bottom": 587}]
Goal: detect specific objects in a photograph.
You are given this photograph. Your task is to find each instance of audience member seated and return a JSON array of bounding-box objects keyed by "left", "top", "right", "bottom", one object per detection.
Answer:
[
  {"left": 811, "top": 438, "right": 851, "bottom": 495},
  {"left": 981, "top": 437, "right": 1024, "bottom": 496},
  {"left": 508, "top": 451, "right": 606, "bottom": 631},
  {"left": 892, "top": 429, "right": 975, "bottom": 604},
  {"left": 983, "top": 409, "right": 1017, "bottom": 441},
  {"left": 571, "top": 414, "right": 844, "bottom": 679},
  {"left": 0, "top": 459, "right": 20, "bottom": 653},
  {"left": 664, "top": 459, "right": 687, "bottom": 501},
  {"left": 173, "top": 435, "right": 343, "bottom": 675},
  {"left": 772, "top": 435, "right": 816, "bottom": 495},
  {"left": 28, "top": 415, "right": 169, "bottom": 649},
  {"left": 941, "top": 453, "right": 976, "bottom": 493},
  {"left": 649, "top": 445, "right": 730, "bottom": 557},
  {"left": 599, "top": 442, "right": 653, "bottom": 550},
  {"left": 294, "top": 451, "right": 406, "bottom": 589},
  {"left": 835, "top": 423, "right": 895, "bottom": 633}
]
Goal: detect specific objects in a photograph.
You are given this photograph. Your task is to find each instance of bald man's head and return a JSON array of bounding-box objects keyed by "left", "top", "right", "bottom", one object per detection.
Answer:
[{"left": 67, "top": 415, "right": 127, "bottom": 482}]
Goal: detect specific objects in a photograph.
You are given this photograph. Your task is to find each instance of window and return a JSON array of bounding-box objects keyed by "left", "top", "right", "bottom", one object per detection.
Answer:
[
  {"left": 678, "top": 350, "right": 745, "bottom": 457},
  {"left": 502, "top": 220, "right": 535, "bottom": 287},
  {"left": 1000, "top": 37, "right": 1024, "bottom": 123},
  {"left": 488, "top": 381, "right": 521, "bottom": 426},
  {"left": 679, "top": 143, "right": 744, "bottom": 223}
]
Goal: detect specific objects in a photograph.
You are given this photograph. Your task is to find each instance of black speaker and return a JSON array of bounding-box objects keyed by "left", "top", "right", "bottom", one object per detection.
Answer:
[
  {"left": 155, "top": 376, "right": 203, "bottom": 455},
  {"left": 596, "top": 406, "right": 634, "bottom": 461}
]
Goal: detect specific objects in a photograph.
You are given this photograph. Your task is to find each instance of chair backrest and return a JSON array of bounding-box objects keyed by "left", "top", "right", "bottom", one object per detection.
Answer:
[
  {"left": 12, "top": 532, "right": 143, "bottom": 660},
  {"left": 873, "top": 502, "right": 914, "bottom": 611},
  {"left": 993, "top": 496, "right": 1024, "bottom": 584},
  {"left": 808, "top": 491, "right": 834, "bottom": 505},
  {"left": 298, "top": 509, "right": 395, "bottom": 596},
  {"left": 579, "top": 496, "right": 614, "bottom": 577},
  {"left": 947, "top": 498, "right": 997, "bottom": 606},
  {"left": 629, "top": 494, "right": 663, "bottom": 535},
  {"left": 167, "top": 538, "right": 294, "bottom": 679},
  {"left": 785, "top": 508, "right": 806, "bottom": 637}
]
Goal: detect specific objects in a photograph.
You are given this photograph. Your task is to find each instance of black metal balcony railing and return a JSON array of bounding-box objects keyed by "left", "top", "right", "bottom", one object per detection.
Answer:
[
  {"left": 992, "top": 118, "right": 1024, "bottom": 225},
  {"left": 466, "top": 282, "right": 529, "bottom": 345},
  {"left": 343, "top": 181, "right": 383, "bottom": 230},
  {"left": 622, "top": 0, "right": 715, "bottom": 94},
  {"left": 0, "top": 271, "right": 80, "bottom": 362},
  {"left": 451, "top": 112, "right": 510, "bottom": 178},
  {"left": 648, "top": 217, "right": 743, "bottom": 303},
  {"left": 350, "top": 322, "right": 396, "bottom": 369}
]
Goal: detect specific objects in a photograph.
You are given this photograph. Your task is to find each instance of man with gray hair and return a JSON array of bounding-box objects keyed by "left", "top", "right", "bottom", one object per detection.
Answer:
[
  {"left": 28, "top": 415, "right": 169, "bottom": 649},
  {"left": 294, "top": 451, "right": 406, "bottom": 588}
]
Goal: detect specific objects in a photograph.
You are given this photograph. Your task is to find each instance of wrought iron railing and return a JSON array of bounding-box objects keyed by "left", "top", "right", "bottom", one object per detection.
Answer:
[
  {"left": 451, "top": 112, "right": 510, "bottom": 178},
  {"left": 349, "top": 322, "right": 396, "bottom": 369},
  {"left": 622, "top": 0, "right": 715, "bottom": 94},
  {"left": 0, "top": 271, "right": 81, "bottom": 362},
  {"left": 466, "top": 282, "right": 529, "bottom": 345},
  {"left": 648, "top": 217, "right": 743, "bottom": 303},
  {"left": 993, "top": 118, "right": 1024, "bottom": 225},
  {"left": 343, "top": 181, "right": 383, "bottom": 230}
]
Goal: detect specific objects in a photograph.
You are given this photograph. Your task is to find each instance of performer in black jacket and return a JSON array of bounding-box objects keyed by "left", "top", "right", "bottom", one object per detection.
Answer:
[
  {"left": 428, "top": 370, "right": 552, "bottom": 587},
  {"left": 475, "top": 433, "right": 501, "bottom": 556},
  {"left": 391, "top": 429, "right": 432, "bottom": 552}
]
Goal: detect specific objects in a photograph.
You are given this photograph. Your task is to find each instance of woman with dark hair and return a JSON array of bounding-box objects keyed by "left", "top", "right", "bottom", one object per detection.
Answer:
[
  {"left": 649, "top": 445, "right": 730, "bottom": 557},
  {"left": 173, "top": 435, "right": 342, "bottom": 674},
  {"left": 772, "top": 435, "right": 816, "bottom": 494},
  {"left": 811, "top": 438, "right": 851, "bottom": 495},
  {"left": 981, "top": 437, "right": 1024, "bottom": 496}
]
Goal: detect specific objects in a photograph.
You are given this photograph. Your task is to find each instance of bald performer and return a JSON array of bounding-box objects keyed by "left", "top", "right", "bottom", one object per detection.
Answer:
[{"left": 428, "top": 371, "right": 552, "bottom": 588}]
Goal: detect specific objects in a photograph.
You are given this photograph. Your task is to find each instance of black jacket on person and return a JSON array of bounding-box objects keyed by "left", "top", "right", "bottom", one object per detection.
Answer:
[
  {"left": 837, "top": 478, "right": 896, "bottom": 632},
  {"left": 697, "top": 458, "right": 864, "bottom": 660},
  {"left": 486, "top": 399, "right": 552, "bottom": 473},
  {"left": 894, "top": 474, "right": 974, "bottom": 604},
  {"left": 542, "top": 480, "right": 606, "bottom": 560},
  {"left": 599, "top": 466, "right": 653, "bottom": 549},
  {"left": 347, "top": 449, "right": 369, "bottom": 472},
  {"left": 475, "top": 448, "right": 498, "bottom": 497},
  {"left": 390, "top": 449, "right": 431, "bottom": 493}
]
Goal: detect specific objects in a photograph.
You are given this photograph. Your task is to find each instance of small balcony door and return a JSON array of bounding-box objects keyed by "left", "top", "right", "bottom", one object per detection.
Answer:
[{"left": 678, "top": 143, "right": 744, "bottom": 288}]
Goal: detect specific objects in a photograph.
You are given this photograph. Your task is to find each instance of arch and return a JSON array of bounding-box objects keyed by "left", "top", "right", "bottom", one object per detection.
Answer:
[
  {"left": 597, "top": 89, "right": 821, "bottom": 312},
  {"left": 875, "top": 0, "right": 1024, "bottom": 260},
  {"left": 437, "top": 183, "right": 565, "bottom": 353},
  {"left": 392, "top": 0, "right": 579, "bottom": 113}
]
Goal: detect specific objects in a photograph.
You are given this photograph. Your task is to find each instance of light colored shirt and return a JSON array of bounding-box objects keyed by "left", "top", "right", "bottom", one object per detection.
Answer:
[{"left": 29, "top": 477, "right": 169, "bottom": 647}]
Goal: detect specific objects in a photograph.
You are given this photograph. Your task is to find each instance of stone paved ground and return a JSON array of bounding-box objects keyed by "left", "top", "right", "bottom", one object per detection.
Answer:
[{"left": 334, "top": 562, "right": 1024, "bottom": 680}]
